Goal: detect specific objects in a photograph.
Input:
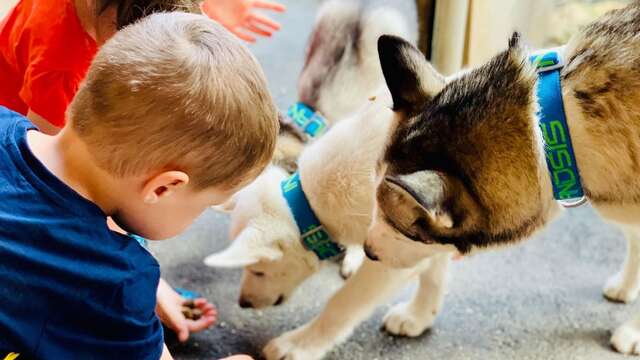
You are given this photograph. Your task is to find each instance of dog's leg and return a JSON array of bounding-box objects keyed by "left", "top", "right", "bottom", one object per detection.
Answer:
[
  {"left": 263, "top": 259, "right": 414, "bottom": 360},
  {"left": 604, "top": 225, "right": 640, "bottom": 304},
  {"left": 383, "top": 253, "right": 450, "bottom": 337},
  {"left": 612, "top": 312, "right": 640, "bottom": 355},
  {"left": 340, "top": 245, "right": 365, "bottom": 279},
  {"left": 608, "top": 225, "right": 640, "bottom": 355}
]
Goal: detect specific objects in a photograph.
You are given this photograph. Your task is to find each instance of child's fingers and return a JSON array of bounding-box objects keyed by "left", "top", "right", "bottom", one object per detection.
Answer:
[
  {"left": 231, "top": 28, "right": 257, "bottom": 43},
  {"left": 247, "top": 13, "right": 281, "bottom": 31},
  {"left": 176, "top": 324, "right": 190, "bottom": 342},
  {"left": 193, "top": 298, "right": 216, "bottom": 310},
  {"left": 193, "top": 298, "right": 208, "bottom": 307},
  {"left": 199, "top": 1, "right": 214, "bottom": 17},
  {"left": 252, "top": 0, "right": 286, "bottom": 12},
  {"left": 186, "top": 315, "right": 216, "bottom": 332},
  {"left": 200, "top": 303, "right": 216, "bottom": 314},
  {"left": 244, "top": 23, "right": 274, "bottom": 37}
]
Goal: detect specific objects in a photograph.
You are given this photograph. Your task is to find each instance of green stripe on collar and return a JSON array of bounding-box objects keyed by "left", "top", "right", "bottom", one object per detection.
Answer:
[
  {"left": 287, "top": 102, "right": 328, "bottom": 138},
  {"left": 530, "top": 49, "right": 586, "bottom": 207},
  {"left": 281, "top": 172, "right": 344, "bottom": 260}
]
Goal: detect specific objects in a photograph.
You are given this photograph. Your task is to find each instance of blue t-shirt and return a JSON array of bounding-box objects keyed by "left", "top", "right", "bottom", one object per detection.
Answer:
[{"left": 0, "top": 107, "right": 163, "bottom": 360}]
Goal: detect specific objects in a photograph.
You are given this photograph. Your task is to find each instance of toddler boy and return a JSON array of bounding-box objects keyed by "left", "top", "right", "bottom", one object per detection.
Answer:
[{"left": 0, "top": 12, "right": 277, "bottom": 360}]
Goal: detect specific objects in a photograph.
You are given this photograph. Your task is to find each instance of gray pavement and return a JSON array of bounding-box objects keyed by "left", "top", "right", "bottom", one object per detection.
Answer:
[{"left": 150, "top": 1, "right": 636, "bottom": 359}]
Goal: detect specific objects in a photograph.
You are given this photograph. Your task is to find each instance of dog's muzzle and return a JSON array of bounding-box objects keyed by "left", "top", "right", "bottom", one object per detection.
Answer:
[{"left": 364, "top": 244, "right": 379, "bottom": 261}]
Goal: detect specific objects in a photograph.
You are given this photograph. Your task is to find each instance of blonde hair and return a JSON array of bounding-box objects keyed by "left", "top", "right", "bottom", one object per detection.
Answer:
[{"left": 68, "top": 12, "right": 278, "bottom": 189}]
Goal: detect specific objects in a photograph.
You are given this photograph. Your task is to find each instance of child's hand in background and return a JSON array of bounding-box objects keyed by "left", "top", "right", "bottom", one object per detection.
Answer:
[{"left": 200, "top": 0, "right": 286, "bottom": 43}]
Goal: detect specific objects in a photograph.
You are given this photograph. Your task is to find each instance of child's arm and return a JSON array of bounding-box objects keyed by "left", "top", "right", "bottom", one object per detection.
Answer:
[
  {"left": 27, "top": 110, "right": 61, "bottom": 135},
  {"left": 161, "top": 344, "right": 173, "bottom": 360}
]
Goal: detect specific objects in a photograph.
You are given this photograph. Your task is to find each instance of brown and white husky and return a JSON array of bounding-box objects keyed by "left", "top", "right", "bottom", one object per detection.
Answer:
[{"left": 365, "top": 2, "right": 640, "bottom": 355}]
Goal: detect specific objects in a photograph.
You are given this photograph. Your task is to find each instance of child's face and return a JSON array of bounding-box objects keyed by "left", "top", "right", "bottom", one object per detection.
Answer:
[{"left": 113, "top": 179, "right": 247, "bottom": 240}]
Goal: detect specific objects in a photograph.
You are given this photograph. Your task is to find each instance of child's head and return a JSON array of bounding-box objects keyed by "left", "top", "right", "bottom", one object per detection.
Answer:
[{"left": 67, "top": 12, "right": 278, "bottom": 239}]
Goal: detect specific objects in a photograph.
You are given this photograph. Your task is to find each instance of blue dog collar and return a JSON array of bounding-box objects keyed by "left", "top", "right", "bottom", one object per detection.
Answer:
[
  {"left": 530, "top": 49, "right": 586, "bottom": 207},
  {"left": 287, "top": 102, "right": 328, "bottom": 138},
  {"left": 281, "top": 172, "right": 344, "bottom": 260},
  {"left": 127, "top": 233, "right": 148, "bottom": 248}
]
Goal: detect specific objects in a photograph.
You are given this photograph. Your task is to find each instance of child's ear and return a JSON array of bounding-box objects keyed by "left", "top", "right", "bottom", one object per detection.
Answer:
[{"left": 142, "top": 171, "right": 190, "bottom": 204}]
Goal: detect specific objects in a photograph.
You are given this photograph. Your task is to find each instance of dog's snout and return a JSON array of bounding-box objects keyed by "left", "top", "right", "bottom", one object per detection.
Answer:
[
  {"left": 274, "top": 295, "right": 285, "bottom": 306},
  {"left": 364, "top": 244, "right": 379, "bottom": 261},
  {"left": 238, "top": 297, "right": 254, "bottom": 309}
]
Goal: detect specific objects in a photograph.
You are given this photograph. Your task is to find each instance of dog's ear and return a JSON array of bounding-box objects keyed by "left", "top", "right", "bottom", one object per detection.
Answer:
[
  {"left": 203, "top": 227, "right": 283, "bottom": 268},
  {"left": 386, "top": 179, "right": 454, "bottom": 235},
  {"left": 378, "top": 35, "right": 444, "bottom": 114},
  {"left": 507, "top": 31, "right": 527, "bottom": 64}
]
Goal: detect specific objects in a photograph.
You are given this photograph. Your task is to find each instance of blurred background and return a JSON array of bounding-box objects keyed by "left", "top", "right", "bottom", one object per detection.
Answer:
[{"left": 419, "top": 0, "right": 629, "bottom": 75}]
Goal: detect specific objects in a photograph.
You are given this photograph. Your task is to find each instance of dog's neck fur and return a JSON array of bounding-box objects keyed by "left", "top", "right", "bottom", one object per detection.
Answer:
[{"left": 295, "top": 91, "right": 394, "bottom": 248}]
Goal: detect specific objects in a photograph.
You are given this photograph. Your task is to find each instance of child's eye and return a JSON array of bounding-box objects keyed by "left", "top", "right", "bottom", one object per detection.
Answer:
[{"left": 251, "top": 270, "right": 265, "bottom": 277}]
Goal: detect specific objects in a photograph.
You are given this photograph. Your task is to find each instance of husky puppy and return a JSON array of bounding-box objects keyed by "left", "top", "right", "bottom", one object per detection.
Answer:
[
  {"left": 205, "top": 92, "right": 451, "bottom": 360},
  {"left": 273, "top": 0, "right": 416, "bottom": 175},
  {"left": 364, "top": 2, "right": 640, "bottom": 354},
  {"left": 267, "top": 0, "right": 417, "bottom": 277}
]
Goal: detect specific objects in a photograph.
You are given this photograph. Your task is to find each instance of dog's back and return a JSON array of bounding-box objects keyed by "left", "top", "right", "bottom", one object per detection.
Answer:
[
  {"left": 275, "top": 0, "right": 416, "bottom": 173},
  {"left": 298, "top": 0, "right": 417, "bottom": 122},
  {"left": 562, "top": 2, "right": 640, "bottom": 205}
]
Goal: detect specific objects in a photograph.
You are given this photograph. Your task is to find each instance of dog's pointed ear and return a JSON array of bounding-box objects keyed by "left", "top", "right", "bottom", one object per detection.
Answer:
[
  {"left": 203, "top": 227, "right": 283, "bottom": 268},
  {"left": 507, "top": 31, "right": 526, "bottom": 59},
  {"left": 378, "top": 35, "right": 445, "bottom": 114},
  {"left": 508, "top": 31, "right": 521, "bottom": 50}
]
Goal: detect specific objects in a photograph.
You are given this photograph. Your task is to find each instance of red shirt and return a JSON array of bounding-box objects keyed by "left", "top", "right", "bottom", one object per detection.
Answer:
[{"left": 0, "top": 0, "right": 97, "bottom": 127}]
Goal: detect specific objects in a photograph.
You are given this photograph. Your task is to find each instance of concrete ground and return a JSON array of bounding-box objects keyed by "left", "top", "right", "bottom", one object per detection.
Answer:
[
  {"left": 155, "top": 205, "right": 635, "bottom": 360},
  {"left": 150, "top": 1, "right": 637, "bottom": 360}
]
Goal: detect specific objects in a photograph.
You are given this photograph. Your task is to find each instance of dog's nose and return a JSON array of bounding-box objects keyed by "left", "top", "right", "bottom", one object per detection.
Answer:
[
  {"left": 238, "top": 297, "right": 254, "bottom": 309},
  {"left": 274, "top": 295, "right": 285, "bottom": 306},
  {"left": 364, "top": 244, "right": 379, "bottom": 261}
]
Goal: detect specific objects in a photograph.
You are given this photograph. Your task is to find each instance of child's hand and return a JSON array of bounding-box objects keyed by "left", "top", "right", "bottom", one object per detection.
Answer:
[
  {"left": 156, "top": 279, "right": 217, "bottom": 342},
  {"left": 200, "top": 0, "right": 286, "bottom": 43}
]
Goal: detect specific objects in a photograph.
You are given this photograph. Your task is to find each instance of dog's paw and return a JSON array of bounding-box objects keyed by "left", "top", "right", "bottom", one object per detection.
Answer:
[
  {"left": 611, "top": 322, "right": 640, "bottom": 354},
  {"left": 383, "top": 303, "right": 434, "bottom": 337},
  {"left": 340, "top": 247, "right": 365, "bottom": 279},
  {"left": 263, "top": 329, "right": 327, "bottom": 360},
  {"left": 604, "top": 272, "right": 640, "bottom": 303}
]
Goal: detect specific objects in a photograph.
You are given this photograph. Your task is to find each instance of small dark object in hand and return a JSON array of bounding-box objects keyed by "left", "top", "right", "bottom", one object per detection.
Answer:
[{"left": 181, "top": 299, "right": 203, "bottom": 320}]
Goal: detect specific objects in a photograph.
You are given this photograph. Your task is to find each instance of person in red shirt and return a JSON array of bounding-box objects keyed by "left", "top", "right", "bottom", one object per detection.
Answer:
[
  {"left": 0, "top": 0, "right": 285, "bottom": 349},
  {"left": 0, "top": 0, "right": 285, "bottom": 134},
  {"left": 0, "top": 0, "right": 98, "bottom": 134}
]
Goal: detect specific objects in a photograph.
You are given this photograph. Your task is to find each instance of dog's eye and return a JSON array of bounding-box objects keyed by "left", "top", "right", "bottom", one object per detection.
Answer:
[{"left": 251, "top": 270, "right": 265, "bottom": 277}]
